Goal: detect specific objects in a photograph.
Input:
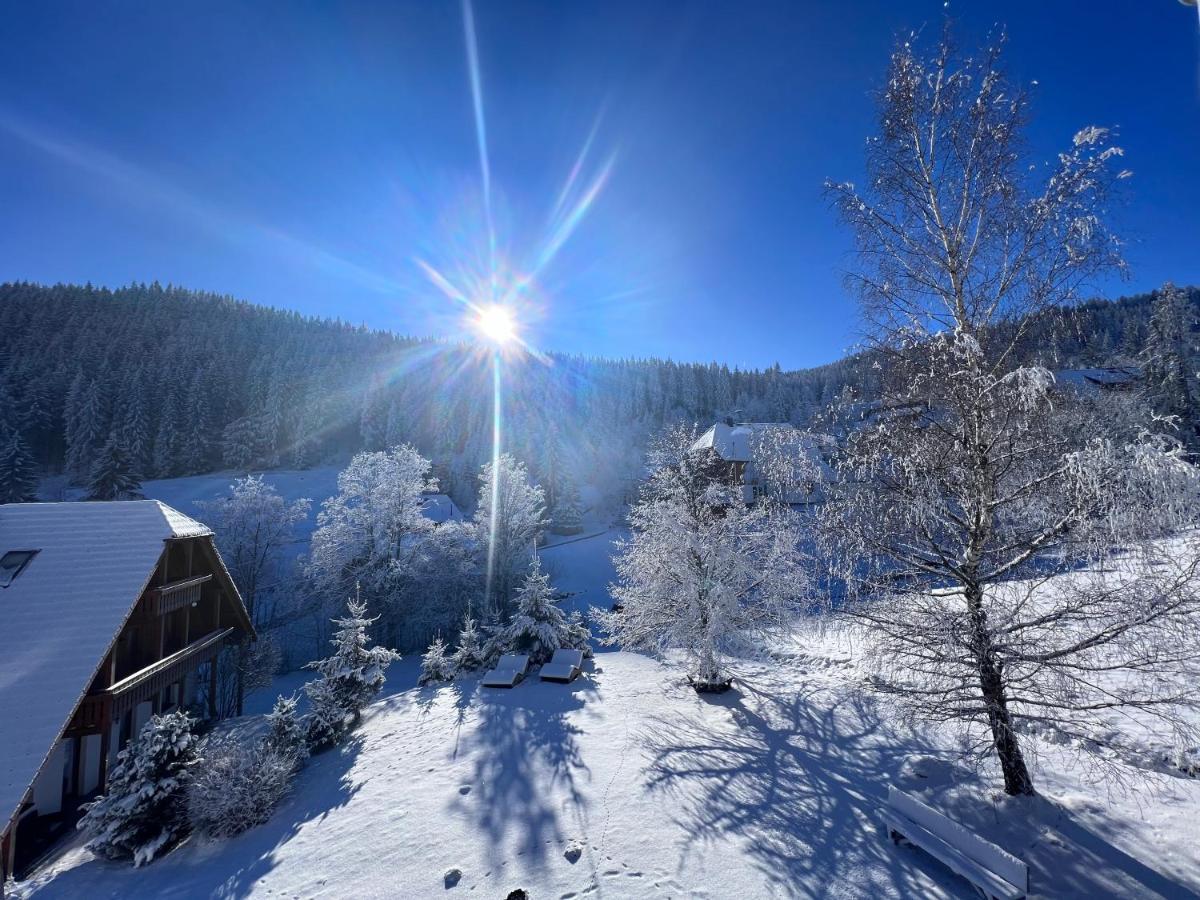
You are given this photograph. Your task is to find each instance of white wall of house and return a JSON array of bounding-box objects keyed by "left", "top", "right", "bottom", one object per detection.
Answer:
[
  {"left": 80, "top": 734, "right": 102, "bottom": 795},
  {"left": 30, "top": 742, "right": 64, "bottom": 815}
]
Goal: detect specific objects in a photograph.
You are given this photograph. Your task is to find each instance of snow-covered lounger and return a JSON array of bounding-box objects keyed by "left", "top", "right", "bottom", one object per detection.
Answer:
[
  {"left": 539, "top": 649, "right": 584, "bottom": 683},
  {"left": 482, "top": 654, "right": 531, "bottom": 688}
]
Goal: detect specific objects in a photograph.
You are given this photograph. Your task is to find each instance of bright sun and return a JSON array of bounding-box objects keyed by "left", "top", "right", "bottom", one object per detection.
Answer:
[{"left": 474, "top": 304, "right": 518, "bottom": 345}]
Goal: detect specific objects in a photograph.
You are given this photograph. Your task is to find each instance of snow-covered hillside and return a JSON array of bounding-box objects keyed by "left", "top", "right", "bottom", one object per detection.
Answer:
[{"left": 15, "top": 638, "right": 1200, "bottom": 899}]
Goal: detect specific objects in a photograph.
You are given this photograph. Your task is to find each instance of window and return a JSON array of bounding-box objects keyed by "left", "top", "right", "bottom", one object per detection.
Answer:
[{"left": 0, "top": 550, "right": 38, "bottom": 588}]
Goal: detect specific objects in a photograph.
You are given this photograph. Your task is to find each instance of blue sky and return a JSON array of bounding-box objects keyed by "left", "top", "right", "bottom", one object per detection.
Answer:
[{"left": 0, "top": 1, "right": 1196, "bottom": 369}]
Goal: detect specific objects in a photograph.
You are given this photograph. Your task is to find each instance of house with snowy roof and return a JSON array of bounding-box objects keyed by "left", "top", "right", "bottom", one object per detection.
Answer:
[
  {"left": 689, "top": 421, "right": 834, "bottom": 505},
  {"left": 0, "top": 501, "right": 253, "bottom": 881}
]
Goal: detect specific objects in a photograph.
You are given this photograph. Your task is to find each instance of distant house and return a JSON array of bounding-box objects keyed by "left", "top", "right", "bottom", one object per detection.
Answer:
[
  {"left": 420, "top": 493, "right": 464, "bottom": 525},
  {"left": 0, "top": 501, "right": 253, "bottom": 881},
  {"left": 689, "top": 421, "right": 834, "bottom": 505},
  {"left": 1053, "top": 366, "right": 1140, "bottom": 394}
]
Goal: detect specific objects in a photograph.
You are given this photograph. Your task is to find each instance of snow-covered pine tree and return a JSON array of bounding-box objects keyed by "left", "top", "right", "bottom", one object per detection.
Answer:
[
  {"left": 264, "top": 693, "right": 309, "bottom": 764},
  {"left": 87, "top": 436, "right": 143, "bottom": 501},
  {"left": 304, "top": 591, "right": 400, "bottom": 748},
  {"left": 1144, "top": 281, "right": 1199, "bottom": 445},
  {"left": 77, "top": 710, "right": 198, "bottom": 866},
  {"left": 449, "top": 615, "right": 486, "bottom": 673},
  {"left": 0, "top": 428, "right": 38, "bottom": 503},
  {"left": 488, "top": 557, "right": 590, "bottom": 665},
  {"left": 599, "top": 447, "right": 805, "bottom": 690},
  {"left": 65, "top": 376, "right": 106, "bottom": 478},
  {"left": 550, "top": 475, "right": 584, "bottom": 535},
  {"left": 418, "top": 636, "right": 455, "bottom": 685}
]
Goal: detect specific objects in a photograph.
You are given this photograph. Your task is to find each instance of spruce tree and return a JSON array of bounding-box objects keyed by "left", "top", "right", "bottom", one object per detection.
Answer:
[
  {"left": 488, "top": 558, "right": 589, "bottom": 664},
  {"left": 304, "top": 591, "right": 400, "bottom": 747},
  {"left": 418, "top": 636, "right": 455, "bottom": 685},
  {"left": 87, "top": 436, "right": 143, "bottom": 500},
  {"left": 450, "top": 615, "right": 486, "bottom": 672},
  {"left": 0, "top": 429, "right": 38, "bottom": 503},
  {"left": 550, "top": 476, "right": 584, "bottom": 535},
  {"left": 77, "top": 711, "right": 198, "bottom": 867}
]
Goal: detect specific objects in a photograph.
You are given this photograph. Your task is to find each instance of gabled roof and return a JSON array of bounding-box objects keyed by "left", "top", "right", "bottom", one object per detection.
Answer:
[
  {"left": 0, "top": 501, "right": 227, "bottom": 838},
  {"left": 420, "top": 493, "right": 464, "bottom": 524},
  {"left": 691, "top": 422, "right": 756, "bottom": 462}
]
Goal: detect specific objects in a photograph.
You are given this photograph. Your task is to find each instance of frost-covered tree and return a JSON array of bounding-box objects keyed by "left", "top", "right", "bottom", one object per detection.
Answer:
[
  {"left": 599, "top": 448, "right": 806, "bottom": 689},
  {"left": 304, "top": 592, "right": 400, "bottom": 747},
  {"left": 86, "top": 436, "right": 143, "bottom": 500},
  {"left": 550, "top": 476, "right": 584, "bottom": 536},
  {"left": 265, "top": 693, "right": 309, "bottom": 764},
  {"left": 475, "top": 453, "right": 546, "bottom": 617},
  {"left": 199, "top": 476, "right": 311, "bottom": 629},
  {"left": 307, "top": 446, "right": 437, "bottom": 645},
  {"left": 823, "top": 28, "right": 1200, "bottom": 795},
  {"left": 78, "top": 711, "right": 198, "bottom": 866},
  {"left": 488, "top": 557, "right": 590, "bottom": 665},
  {"left": 418, "top": 636, "right": 455, "bottom": 685},
  {"left": 1144, "top": 281, "right": 1198, "bottom": 444},
  {"left": 187, "top": 732, "right": 296, "bottom": 839},
  {"left": 0, "top": 428, "right": 38, "bottom": 503},
  {"left": 449, "top": 615, "right": 487, "bottom": 673}
]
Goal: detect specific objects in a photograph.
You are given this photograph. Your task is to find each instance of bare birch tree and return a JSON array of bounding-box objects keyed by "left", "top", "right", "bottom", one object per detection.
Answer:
[{"left": 822, "top": 28, "right": 1200, "bottom": 795}]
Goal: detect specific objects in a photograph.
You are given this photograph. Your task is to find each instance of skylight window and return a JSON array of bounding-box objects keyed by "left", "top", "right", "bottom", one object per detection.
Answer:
[{"left": 0, "top": 550, "right": 38, "bottom": 587}]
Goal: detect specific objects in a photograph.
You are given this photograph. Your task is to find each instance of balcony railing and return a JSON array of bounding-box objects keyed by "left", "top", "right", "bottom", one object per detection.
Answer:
[
  {"left": 148, "top": 574, "right": 211, "bottom": 617},
  {"left": 106, "top": 627, "right": 235, "bottom": 719}
]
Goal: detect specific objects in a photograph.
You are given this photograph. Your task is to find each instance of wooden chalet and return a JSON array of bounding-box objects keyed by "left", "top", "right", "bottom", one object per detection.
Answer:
[{"left": 0, "top": 500, "right": 253, "bottom": 882}]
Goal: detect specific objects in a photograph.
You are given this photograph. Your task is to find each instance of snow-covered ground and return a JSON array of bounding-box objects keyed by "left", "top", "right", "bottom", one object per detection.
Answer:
[
  {"left": 12, "top": 496, "right": 1200, "bottom": 898},
  {"left": 16, "top": 637, "right": 1200, "bottom": 899}
]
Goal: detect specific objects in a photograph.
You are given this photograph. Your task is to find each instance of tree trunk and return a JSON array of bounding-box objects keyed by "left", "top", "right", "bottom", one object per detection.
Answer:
[{"left": 967, "top": 581, "right": 1035, "bottom": 796}]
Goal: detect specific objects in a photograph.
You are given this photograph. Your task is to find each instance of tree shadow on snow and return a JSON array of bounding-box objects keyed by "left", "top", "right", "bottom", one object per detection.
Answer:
[
  {"left": 644, "top": 672, "right": 1200, "bottom": 899},
  {"left": 449, "top": 675, "right": 597, "bottom": 871},
  {"left": 641, "top": 678, "right": 964, "bottom": 898}
]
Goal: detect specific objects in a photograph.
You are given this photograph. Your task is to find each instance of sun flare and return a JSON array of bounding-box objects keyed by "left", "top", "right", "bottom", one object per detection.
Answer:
[{"left": 474, "top": 304, "right": 518, "bottom": 345}]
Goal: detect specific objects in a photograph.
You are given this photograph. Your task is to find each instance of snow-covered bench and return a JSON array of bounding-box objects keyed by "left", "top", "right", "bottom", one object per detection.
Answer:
[
  {"left": 481, "top": 654, "right": 530, "bottom": 688},
  {"left": 881, "top": 787, "right": 1028, "bottom": 900},
  {"left": 539, "top": 649, "right": 584, "bottom": 683}
]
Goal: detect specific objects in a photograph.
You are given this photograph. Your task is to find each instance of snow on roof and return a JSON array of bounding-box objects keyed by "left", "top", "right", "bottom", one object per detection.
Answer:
[
  {"left": 0, "top": 500, "right": 211, "bottom": 835},
  {"left": 1054, "top": 367, "right": 1140, "bottom": 392},
  {"left": 691, "top": 422, "right": 756, "bottom": 462},
  {"left": 420, "top": 493, "right": 464, "bottom": 524}
]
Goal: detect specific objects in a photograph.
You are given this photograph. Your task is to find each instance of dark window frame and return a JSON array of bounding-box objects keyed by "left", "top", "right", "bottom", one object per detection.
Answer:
[{"left": 0, "top": 549, "right": 39, "bottom": 588}]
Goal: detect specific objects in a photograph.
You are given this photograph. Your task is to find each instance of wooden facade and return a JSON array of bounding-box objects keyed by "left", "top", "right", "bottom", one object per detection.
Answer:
[{"left": 1, "top": 531, "right": 251, "bottom": 883}]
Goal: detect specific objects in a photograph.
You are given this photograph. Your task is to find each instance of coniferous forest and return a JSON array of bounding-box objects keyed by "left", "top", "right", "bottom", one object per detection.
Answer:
[{"left": 1, "top": 280, "right": 1197, "bottom": 508}]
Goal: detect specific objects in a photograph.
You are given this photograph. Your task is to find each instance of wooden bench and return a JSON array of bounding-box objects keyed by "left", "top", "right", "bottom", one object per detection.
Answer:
[{"left": 881, "top": 787, "right": 1028, "bottom": 900}]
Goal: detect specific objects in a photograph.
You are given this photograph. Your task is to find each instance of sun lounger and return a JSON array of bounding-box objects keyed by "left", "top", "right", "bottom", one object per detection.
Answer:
[
  {"left": 482, "top": 654, "right": 530, "bottom": 688},
  {"left": 539, "top": 648, "right": 584, "bottom": 683}
]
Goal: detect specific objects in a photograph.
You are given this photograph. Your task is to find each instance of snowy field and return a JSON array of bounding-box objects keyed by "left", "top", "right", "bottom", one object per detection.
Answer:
[
  {"left": 15, "top": 639, "right": 1200, "bottom": 899},
  {"left": 13, "top": 522, "right": 1200, "bottom": 898},
  {"left": 13, "top": 476, "right": 1200, "bottom": 898}
]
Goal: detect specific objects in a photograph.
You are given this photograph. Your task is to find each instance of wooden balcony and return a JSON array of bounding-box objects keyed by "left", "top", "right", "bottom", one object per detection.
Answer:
[{"left": 148, "top": 574, "right": 211, "bottom": 616}]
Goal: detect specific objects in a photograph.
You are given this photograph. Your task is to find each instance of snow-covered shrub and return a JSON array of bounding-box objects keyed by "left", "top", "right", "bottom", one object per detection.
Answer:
[
  {"left": 304, "top": 591, "right": 399, "bottom": 748},
  {"left": 418, "top": 636, "right": 455, "bottom": 685},
  {"left": 265, "top": 694, "right": 309, "bottom": 764},
  {"left": 77, "top": 711, "right": 198, "bottom": 866},
  {"left": 449, "top": 615, "right": 487, "bottom": 673},
  {"left": 187, "top": 732, "right": 297, "bottom": 839},
  {"left": 486, "top": 558, "right": 590, "bottom": 665}
]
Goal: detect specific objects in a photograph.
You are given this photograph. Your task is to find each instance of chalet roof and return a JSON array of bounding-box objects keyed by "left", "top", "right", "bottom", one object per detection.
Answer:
[
  {"left": 691, "top": 422, "right": 757, "bottom": 462},
  {"left": 1054, "top": 366, "right": 1141, "bottom": 392},
  {"left": 420, "top": 493, "right": 464, "bottom": 524},
  {"left": 0, "top": 501, "right": 217, "bottom": 838}
]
